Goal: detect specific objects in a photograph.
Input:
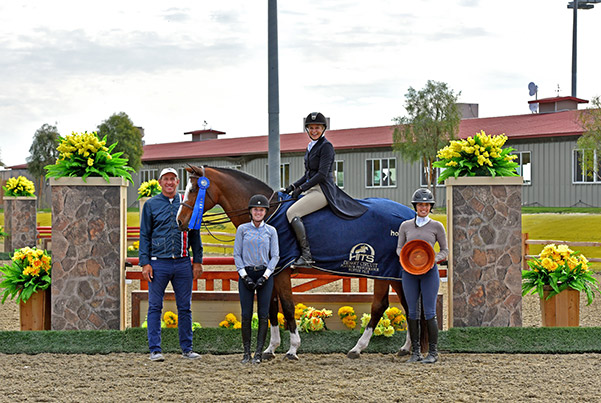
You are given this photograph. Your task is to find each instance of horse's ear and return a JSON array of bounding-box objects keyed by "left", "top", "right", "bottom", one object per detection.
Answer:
[{"left": 185, "top": 164, "right": 195, "bottom": 174}]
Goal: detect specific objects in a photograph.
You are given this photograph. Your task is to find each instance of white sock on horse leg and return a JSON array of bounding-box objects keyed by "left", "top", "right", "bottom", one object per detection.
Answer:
[
  {"left": 350, "top": 328, "right": 373, "bottom": 354},
  {"left": 401, "top": 328, "right": 411, "bottom": 351},
  {"left": 264, "top": 325, "right": 281, "bottom": 353},
  {"left": 288, "top": 329, "right": 300, "bottom": 355}
]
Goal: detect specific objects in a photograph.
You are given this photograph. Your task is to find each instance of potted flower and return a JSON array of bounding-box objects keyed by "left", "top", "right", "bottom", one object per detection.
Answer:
[
  {"left": 0, "top": 247, "right": 52, "bottom": 330},
  {"left": 433, "top": 130, "right": 519, "bottom": 181},
  {"left": 338, "top": 306, "right": 358, "bottom": 330},
  {"left": 3, "top": 176, "right": 36, "bottom": 197},
  {"left": 137, "top": 179, "right": 161, "bottom": 223},
  {"left": 433, "top": 131, "right": 524, "bottom": 328},
  {"left": 44, "top": 131, "right": 133, "bottom": 183},
  {"left": 137, "top": 179, "right": 162, "bottom": 200},
  {"left": 44, "top": 131, "right": 132, "bottom": 330},
  {"left": 523, "top": 244, "right": 600, "bottom": 327}
]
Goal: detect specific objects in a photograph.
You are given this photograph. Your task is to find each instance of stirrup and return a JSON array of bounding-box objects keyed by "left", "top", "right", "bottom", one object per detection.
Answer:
[{"left": 292, "top": 256, "right": 314, "bottom": 268}]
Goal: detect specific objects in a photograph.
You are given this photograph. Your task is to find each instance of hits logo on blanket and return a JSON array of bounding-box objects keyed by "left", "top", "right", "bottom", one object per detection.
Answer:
[{"left": 340, "top": 243, "right": 379, "bottom": 275}]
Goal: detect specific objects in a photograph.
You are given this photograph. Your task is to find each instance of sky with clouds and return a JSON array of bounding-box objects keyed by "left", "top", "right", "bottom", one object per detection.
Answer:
[{"left": 0, "top": 0, "right": 599, "bottom": 167}]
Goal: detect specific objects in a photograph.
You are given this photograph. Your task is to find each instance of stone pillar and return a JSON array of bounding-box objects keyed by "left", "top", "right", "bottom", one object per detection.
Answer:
[
  {"left": 445, "top": 176, "right": 523, "bottom": 328},
  {"left": 3, "top": 197, "right": 37, "bottom": 252},
  {"left": 138, "top": 197, "right": 150, "bottom": 226},
  {"left": 50, "top": 177, "right": 128, "bottom": 330}
]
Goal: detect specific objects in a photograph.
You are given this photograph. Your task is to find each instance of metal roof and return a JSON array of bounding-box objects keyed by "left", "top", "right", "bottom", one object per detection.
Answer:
[{"left": 141, "top": 110, "right": 585, "bottom": 161}]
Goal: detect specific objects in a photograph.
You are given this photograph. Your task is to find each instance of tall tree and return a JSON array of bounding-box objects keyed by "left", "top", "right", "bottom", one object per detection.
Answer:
[
  {"left": 576, "top": 96, "right": 601, "bottom": 181},
  {"left": 392, "top": 80, "right": 461, "bottom": 199},
  {"left": 27, "top": 123, "right": 60, "bottom": 207},
  {"left": 97, "top": 112, "right": 143, "bottom": 172}
]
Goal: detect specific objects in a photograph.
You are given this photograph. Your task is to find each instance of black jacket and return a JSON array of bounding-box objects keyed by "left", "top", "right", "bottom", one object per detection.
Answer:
[{"left": 292, "top": 136, "right": 367, "bottom": 220}]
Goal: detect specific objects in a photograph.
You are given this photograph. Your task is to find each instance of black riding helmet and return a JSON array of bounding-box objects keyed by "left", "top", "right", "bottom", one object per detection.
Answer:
[
  {"left": 248, "top": 194, "right": 270, "bottom": 210},
  {"left": 304, "top": 112, "right": 328, "bottom": 131},
  {"left": 411, "top": 188, "right": 435, "bottom": 210}
]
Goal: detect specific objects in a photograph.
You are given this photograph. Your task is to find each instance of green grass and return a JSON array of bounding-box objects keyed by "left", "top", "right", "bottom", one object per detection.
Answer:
[{"left": 1, "top": 326, "right": 601, "bottom": 355}]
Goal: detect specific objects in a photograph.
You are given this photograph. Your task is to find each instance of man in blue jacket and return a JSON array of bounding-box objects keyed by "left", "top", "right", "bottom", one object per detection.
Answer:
[{"left": 139, "top": 168, "right": 203, "bottom": 361}]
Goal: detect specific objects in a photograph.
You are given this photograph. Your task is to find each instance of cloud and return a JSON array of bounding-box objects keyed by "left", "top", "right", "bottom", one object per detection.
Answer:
[{"left": 0, "top": 27, "right": 250, "bottom": 81}]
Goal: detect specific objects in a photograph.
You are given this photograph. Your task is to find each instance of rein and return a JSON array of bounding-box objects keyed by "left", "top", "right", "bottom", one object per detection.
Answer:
[{"left": 183, "top": 165, "right": 295, "bottom": 231}]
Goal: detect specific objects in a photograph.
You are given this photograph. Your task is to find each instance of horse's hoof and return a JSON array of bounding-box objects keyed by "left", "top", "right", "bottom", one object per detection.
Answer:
[
  {"left": 262, "top": 352, "right": 276, "bottom": 361},
  {"left": 396, "top": 349, "right": 410, "bottom": 357},
  {"left": 285, "top": 353, "right": 299, "bottom": 361},
  {"left": 347, "top": 351, "right": 361, "bottom": 359}
]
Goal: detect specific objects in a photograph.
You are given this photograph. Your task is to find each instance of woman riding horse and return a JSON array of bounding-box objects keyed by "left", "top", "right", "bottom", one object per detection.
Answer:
[{"left": 284, "top": 112, "right": 367, "bottom": 267}]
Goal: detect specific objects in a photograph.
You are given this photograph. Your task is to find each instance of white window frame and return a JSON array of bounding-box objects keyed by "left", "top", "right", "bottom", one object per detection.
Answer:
[
  {"left": 420, "top": 163, "right": 445, "bottom": 188},
  {"left": 334, "top": 160, "right": 344, "bottom": 188},
  {"left": 266, "top": 163, "right": 290, "bottom": 188},
  {"left": 512, "top": 151, "right": 532, "bottom": 185},
  {"left": 177, "top": 167, "right": 189, "bottom": 192},
  {"left": 365, "top": 158, "right": 397, "bottom": 188},
  {"left": 573, "top": 149, "right": 601, "bottom": 184},
  {"left": 140, "top": 169, "right": 158, "bottom": 183}
]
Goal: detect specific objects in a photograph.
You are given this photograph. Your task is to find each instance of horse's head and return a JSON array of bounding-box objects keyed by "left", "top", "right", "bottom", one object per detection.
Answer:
[
  {"left": 176, "top": 165, "right": 275, "bottom": 231},
  {"left": 176, "top": 165, "right": 216, "bottom": 231}
]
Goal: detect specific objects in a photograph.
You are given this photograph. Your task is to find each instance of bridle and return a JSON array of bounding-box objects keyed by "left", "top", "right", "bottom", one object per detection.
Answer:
[{"left": 181, "top": 165, "right": 292, "bottom": 228}]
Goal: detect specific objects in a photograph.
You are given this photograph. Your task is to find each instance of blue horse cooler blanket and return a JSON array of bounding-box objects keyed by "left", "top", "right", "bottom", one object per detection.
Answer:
[{"left": 267, "top": 193, "right": 416, "bottom": 281}]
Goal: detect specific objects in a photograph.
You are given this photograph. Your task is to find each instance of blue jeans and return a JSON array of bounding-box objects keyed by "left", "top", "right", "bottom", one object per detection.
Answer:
[
  {"left": 402, "top": 264, "right": 439, "bottom": 320},
  {"left": 238, "top": 269, "right": 274, "bottom": 320},
  {"left": 147, "top": 257, "right": 193, "bottom": 353}
]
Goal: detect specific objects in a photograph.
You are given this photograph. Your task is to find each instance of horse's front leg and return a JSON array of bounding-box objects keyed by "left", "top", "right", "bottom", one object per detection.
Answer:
[
  {"left": 262, "top": 288, "right": 281, "bottom": 361},
  {"left": 391, "top": 280, "right": 411, "bottom": 356},
  {"left": 347, "top": 280, "right": 390, "bottom": 359}
]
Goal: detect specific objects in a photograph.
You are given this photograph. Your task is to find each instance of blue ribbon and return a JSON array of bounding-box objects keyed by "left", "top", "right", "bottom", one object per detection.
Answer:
[{"left": 188, "top": 176, "right": 210, "bottom": 230}]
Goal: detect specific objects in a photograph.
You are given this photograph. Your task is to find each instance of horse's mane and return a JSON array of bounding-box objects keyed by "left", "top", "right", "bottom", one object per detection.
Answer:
[{"left": 204, "top": 165, "right": 273, "bottom": 193}]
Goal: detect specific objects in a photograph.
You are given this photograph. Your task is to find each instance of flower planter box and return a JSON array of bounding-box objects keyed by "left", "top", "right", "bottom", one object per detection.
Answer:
[
  {"left": 540, "top": 286, "right": 580, "bottom": 327},
  {"left": 3, "top": 196, "right": 37, "bottom": 251},
  {"left": 445, "top": 176, "right": 523, "bottom": 328},
  {"left": 20, "top": 289, "right": 51, "bottom": 331},
  {"left": 138, "top": 197, "right": 150, "bottom": 226},
  {"left": 49, "top": 177, "right": 128, "bottom": 330}
]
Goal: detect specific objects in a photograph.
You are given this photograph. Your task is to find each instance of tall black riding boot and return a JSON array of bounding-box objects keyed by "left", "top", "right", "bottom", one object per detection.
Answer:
[
  {"left": 406, "top": 318, "right": 422, "bottom": 363},
  {"left": 241, "top": 318, "right": 252, "bottom": 363},
  {"left": 252, "top": 317, "right": 269, "bottom": 364},
  {"left": 290, "top": 217, "right": 314, "bottom": 267},
  {"left": 421, "top": 317, "right": 439, "bottom": 364}
]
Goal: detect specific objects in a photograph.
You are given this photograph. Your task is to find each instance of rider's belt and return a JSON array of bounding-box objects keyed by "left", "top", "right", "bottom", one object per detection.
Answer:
[{"left": 245, "top": 265, "right": 267, "bottom": 271}]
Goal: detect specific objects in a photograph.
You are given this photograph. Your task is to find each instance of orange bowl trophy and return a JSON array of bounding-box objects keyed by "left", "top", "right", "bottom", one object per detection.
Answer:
[{"left": 399, "top": 239, "right": 436, "bottom": 275}]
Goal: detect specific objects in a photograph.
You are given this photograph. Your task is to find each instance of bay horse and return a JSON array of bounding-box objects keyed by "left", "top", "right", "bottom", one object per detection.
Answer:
[{"left": 176, "top": 165, "right": 426, "bottom": 359}]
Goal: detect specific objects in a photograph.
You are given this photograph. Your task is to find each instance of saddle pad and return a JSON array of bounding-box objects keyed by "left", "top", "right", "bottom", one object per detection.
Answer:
[{"left": 267, "top": 192, "right": 415, "bottom": 280}]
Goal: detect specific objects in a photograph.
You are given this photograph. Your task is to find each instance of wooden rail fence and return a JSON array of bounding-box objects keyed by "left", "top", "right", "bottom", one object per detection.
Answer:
[
  {"left": 36, "top": 226, "right": 234, "bottom": 250},
  {"left": 522, "top": 233, "right": 601, "bottom": 270}
]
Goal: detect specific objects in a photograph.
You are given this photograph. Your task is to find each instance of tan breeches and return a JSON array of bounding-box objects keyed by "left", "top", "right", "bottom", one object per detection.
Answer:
[{"left": 286, "top": 185, "right": 328, "bottom": 222}]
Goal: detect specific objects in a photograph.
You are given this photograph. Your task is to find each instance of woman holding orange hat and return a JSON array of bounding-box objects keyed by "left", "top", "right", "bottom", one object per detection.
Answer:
[{"left": 397, "top": 188, "right": 448, "bottom": 364}]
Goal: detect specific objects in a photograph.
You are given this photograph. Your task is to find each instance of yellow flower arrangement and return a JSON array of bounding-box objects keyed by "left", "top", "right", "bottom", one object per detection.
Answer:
[
  {"left": 296, "top": 303, "right": 332, "bottom": 333},
  {"left": 359, "top": 308, "right": 404, "bottom": 337},
  {"left": 127, "top": 241, "right": 140, "bottom": 252},
  {"left": 0, "top": 247, "right": 51, "bottom": 304},
  {"left": 337, "top": 305, "right": 357, "bottom": 329},
  {"left": 163, "top": 311, "right": 178, "bottom": 328},
  {"left": 523, "top": 243, "right": 600, "bottom": 305},
  {"left": 433, "top": 130, "right": 519, "bottom": 182},
  {"left": 277, "top": 312, "right": 286, "bottom": 329},
  {"left": 45, "top": 131, "right": 133, "bottom": 183},
  {"left": 220, "top": 312, "right": 241, "bottom": 329},
  {"left": 137, "top": 179, "right": 162, "bottom": 200},
  {"left": 3, "top": 176, "right": 36, "bottom": 197},
  {"left": 384, "top": 306, "right": 407, "bottom": 331},
  {"left": 294, "top": 303, "right": 308, "bottom": 320}
]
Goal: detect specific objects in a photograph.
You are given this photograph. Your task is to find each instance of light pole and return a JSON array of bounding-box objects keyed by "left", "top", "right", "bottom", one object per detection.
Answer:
[{"left": 567, "top": 0, "right": 600, "bottom": 97}]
